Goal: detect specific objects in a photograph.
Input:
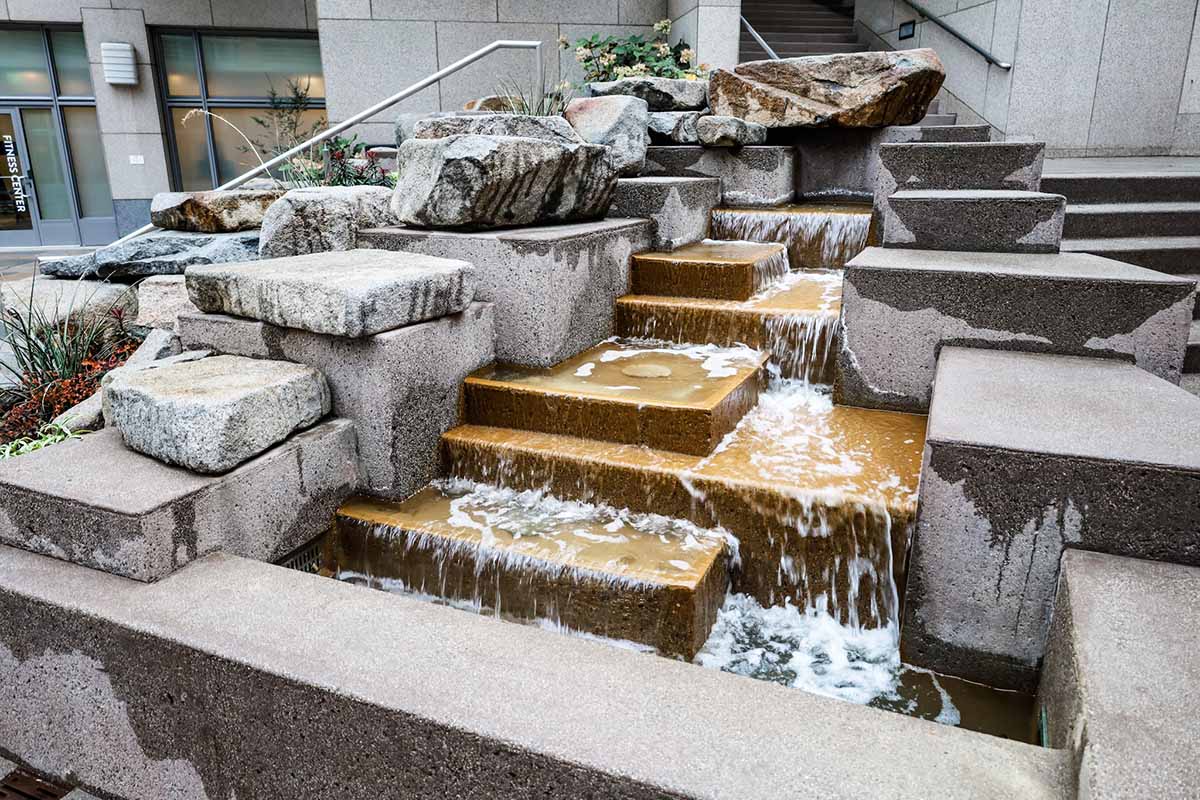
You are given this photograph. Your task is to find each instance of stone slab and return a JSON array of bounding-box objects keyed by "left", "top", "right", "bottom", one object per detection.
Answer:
[
  {"left": 0, "top": 546, "right": 1071, "bottom": 799},
  {"left": 836, "top": 247, "right": 1197, "bottom": 412},
  {"left": 1039, "top": 550, "right": 1200, "bottom": 799},
  {"left": 587, "top": 76, "right": 707, "bottom": 111},
  {"left": 609, "top": 177, "right": 720, "bottom": 250},
  {"left": 40, "top": 231, "right": 260, "bottom": 279},
  {"left": 0, "top": 421, "right": 358, "bottom": 582},
  {"left": 150, "top": 189, "right": 286, "bottom": 233},
  {"left": 643, "top": 145, "right": 794, "bottom": 206},
  {"left": 357, "top": 219, "right": 652, "bottom": 367},
  {"left": 186, "top": 249, "right": 476, "bottom": 337},
  {"left": 177, "top": 304, "right": 495, "bottom": 500},
  {"left": 881, "top": 190, "right": 1066, "bottom": 253},
  {"left": 258, "top": 186, "right": 396, "bottom": 258},
  {"left": 105, "top": 355, "right": 331, "bottom": 474},
  {"left": 901, "top": 347, "right": 1200, "bottom": 690},
  {"left": 0, "top": 277, "right": 136, "bottom": 330},
  {"left": 134, "top": 275, "right": 198, "bottom": 332}
]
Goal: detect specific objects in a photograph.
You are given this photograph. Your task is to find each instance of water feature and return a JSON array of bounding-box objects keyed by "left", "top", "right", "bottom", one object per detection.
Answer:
[{"left": 709, "top": 202, "right": 873, "bottom": 269}]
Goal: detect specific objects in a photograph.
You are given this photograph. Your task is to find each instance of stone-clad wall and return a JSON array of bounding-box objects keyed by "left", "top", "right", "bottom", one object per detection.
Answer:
[
  {"left": 317, "top": 0, "right": 672, "bottom": 144},
  {"left": 855, "top": 0, "right": 1200, "bottom": 157}
]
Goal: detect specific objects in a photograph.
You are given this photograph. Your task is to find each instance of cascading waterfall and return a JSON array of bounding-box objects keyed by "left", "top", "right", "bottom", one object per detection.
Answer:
[{"left": 710, "top": 203, "right": 873, "bottom": 269}]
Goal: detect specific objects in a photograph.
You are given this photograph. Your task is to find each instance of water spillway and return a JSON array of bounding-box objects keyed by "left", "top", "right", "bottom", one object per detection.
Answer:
[{"left": 709, "top": 202, "right": 873, "bottom": 270}]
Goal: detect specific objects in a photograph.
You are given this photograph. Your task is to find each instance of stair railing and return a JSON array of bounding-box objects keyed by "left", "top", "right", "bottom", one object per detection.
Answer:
[
  {"left": 105, "top": 40, "right": 544, "bottom": 248},
  {"left": 741, "top": 16, "right": 780, "bottom": 60},
  {"left": 904, "top": 1, "right": 1011, "bottom": 69}
]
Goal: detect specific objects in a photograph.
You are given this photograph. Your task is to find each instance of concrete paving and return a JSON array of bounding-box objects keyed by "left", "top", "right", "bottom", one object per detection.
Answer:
[
  {"left": 0, "top": 546, "right": 1072, "bottom": 799},
  {"left": 1040, "top": 550, "right": 1200, "bottom": 799}
]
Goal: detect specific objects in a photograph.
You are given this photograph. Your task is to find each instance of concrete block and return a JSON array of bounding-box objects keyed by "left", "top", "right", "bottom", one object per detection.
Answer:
[
  {"left": 643, "top": 145, "right": 794, "bottom": 206},
  {"left": 609, "top": 176, "right": 719, "bottom": 250},
  {"left": 186, "top": 249, "right": 475, "bottom": 337},
  {"left": 836, "top": 247, "right": 1196, "bottom": 412},
  {"left": 902, "top": 348, "right": 1200, "bottom": 690},
  {"left": 0, "top": 421, "right": 358, "bottom": 582},
  {"left": 358, "top": 219, "right": 652, "bottom": 367},
  {"left": 875, "top": 142, "right": 1045, "bottom": 196},
  {"left": 178, "top": 304, "right": 495, "bottom": 499},
  {"left": 880, "top": 190, "right": 1066, "bottom": 254},
  {"left": 1039, "top": 550, "right": 1200, "bottom": 799},
  {"left": 105, "top": 355, "right": 331, "bottom": 474},
  {"left": 0, "top": 547, "right": 1072, "bottom": 800}
]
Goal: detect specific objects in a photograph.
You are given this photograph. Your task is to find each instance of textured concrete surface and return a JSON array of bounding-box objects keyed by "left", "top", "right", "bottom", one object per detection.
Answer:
[
  {"left": 0, "top": 421, "right": 358, "bottom": 582},
  {"left": 643, "top": 145, "right": 794, "bottom": 206},
  {"left": 881, "top": 189, "right": 1066, "bottom": 253},
  {"left": 358, "top": 219, "right": 651, "bottom": 367},
  {"left": 186, "top": 249, "right": 475, "bottom": 337},
  {"left": 178, "top": 304, "right": 494, "bottom": 499},
  {"left": 836, "top": 247, "right": 1196, "bottom": 411},
  {"left": 105, "top": 356, "right": 331, "bottom": 474},
  {"left": 1039, "top": 550, "right": 1200, "bottom": 799},
  {"left": 0, "top": 547, "right": 1071, "bottom": 799},
  {"left": 876, "top": 142, "right": 1045, "bottom": 195},
  {"left": 902, "top": 348, "right": 1200, "bottom": 690},
  {"left": 609, "top": 177, "right": 720, "bottom": 250}
]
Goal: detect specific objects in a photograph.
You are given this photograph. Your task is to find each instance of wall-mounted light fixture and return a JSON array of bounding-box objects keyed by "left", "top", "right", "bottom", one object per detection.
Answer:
[
  {"left": 898, "top": 21, "right": 917, "bottom": 40},
  {"left": 100, "top": 42, "right": 138, "bottom": 85}
]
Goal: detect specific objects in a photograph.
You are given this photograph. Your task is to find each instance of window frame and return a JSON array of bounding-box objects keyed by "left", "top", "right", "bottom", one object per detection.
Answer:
[{"left": 152, "top": 28, "right": 326, "bottom": 191}]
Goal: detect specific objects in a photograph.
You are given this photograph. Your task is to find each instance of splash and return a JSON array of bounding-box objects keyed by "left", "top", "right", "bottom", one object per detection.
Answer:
[{"left": 710, "top": 203, "right": 872, "bottom": 269}]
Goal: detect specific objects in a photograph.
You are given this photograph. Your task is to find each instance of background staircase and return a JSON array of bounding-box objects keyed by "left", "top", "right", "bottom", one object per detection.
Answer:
[{"left": 739, "top": 0, "right": 866, "bottom": 60}]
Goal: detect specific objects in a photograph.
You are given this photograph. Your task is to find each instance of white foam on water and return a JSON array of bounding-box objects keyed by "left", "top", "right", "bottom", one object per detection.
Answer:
[{"left": 601, "top": 339, "right": 763, "bottom": 379}]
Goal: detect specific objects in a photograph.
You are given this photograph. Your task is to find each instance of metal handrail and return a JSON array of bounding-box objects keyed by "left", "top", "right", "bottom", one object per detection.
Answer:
[
  {"left": 741, "top": 16, "right": 780, "bottom": 60},
  {"left": 905, "top": 0, "right": 1011, "bottom": 70},
  {"left": 106, "top": 39, "right": 544, "bottom": 247}
]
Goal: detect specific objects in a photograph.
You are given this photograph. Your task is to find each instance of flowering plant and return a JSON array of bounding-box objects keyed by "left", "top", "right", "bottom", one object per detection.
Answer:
[{"left": 559, "top": 19, "right": 708, "bottom": 83}]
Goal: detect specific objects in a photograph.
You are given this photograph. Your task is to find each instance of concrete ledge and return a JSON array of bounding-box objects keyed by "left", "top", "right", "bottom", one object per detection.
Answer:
[
  {"left": 1039, "top": 550, "right": 1200, "bottom": 799},
  {"left": 178, "top": 304, "right": 494, "bottom": 500},
  {"left": 902, "top": 348, "right": 1200, "bottom": 690},
  {"left": 609, "top": 177, "right": 720, "bottom": 250},
  {"left": 643, "top": 146, "right": 794, "bottom": 206},
  {"left": 881, "top": 190, "right": 1066, "bottom": 254},
  {"left": 836, "top": 247, "right": 1196, "bottom": 412},
  {"left": 0, "top": 421, "right": 359, "bottom": 581},
  {"left": 358, "top": 219, "right": 652, "bottom": 367},
  {"left": 0, "top": 546, "right": 1070, "bottom": 799}
]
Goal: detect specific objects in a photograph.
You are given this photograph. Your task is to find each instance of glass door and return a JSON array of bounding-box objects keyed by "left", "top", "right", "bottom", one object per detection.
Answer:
[
  {"left": 20, "top": 107, "right": 79, "bottom": 245},
  {"left": 0, "top": 109, "right": 41, "bottom": 247}
]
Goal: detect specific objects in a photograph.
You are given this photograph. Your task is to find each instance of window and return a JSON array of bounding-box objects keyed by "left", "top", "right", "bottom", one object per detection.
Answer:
[{"left": 155, "top": 31, "right": 326, "bottom": 191}]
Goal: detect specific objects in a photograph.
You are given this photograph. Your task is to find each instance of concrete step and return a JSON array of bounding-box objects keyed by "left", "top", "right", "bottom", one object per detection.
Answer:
[
  {"left": 739, "top": 31, "right": 858, "bottom": 43},
  {"left": 1188, "top": 320, "right": 1200, "bottom": 373},
  {"left": 837, "top": 247, "right": 1198, "bottom": 412},
  {"left": 903, "top": 348, "right": 1200, "bottom": 690},
  {"left": 1062, "top": 201, "right": 1200, "bottom": 239},
  {"left": 880, "top": 189, "right": 1066, "bottom": 254},
  {"left": 1040, "top": 172, "right": 1200, "bottom": 203},
  {"left": 1059, "top": 235, "right": 1200, "bottom": 275},
  {"left": 1182, "top": 274, "right": 1200, "bottom": 318},
  {"left": 877, "top": 142, "right": 1046, "bottom": 195},
  {"left": 643, "top": 145, "right": 795, "bottom": 207},
  {"left": 442, "top": 385, "right": 926, "bottom": 617},
  {"left": 462, "top": 340, "right": 767, "bottom": 456},
  {"left": 616, "top": 270, "right": 843, "bottom": 383},
  {"left": 772, "top": 43, "right": 871, "bottom": 55},
  {"left": 889, "top": 123, "right": 992, "bottom": 143},
  {"left": 610, "top": 177, "right": 721, "bottom": 251},
  {"left": 631, "top": 240, "right": 790, "bottom": 300},
  {"left": 709, "top": 201, "right": 873, "bottom": 269},
  {"left": 916, "top": 113, "right": 957, "bottom": 126},
  {"left": 328, "top": 484, "right": 729, "bottom": 659},
  {"left": 1040, "top": 550, "right": 1200, "bottom": 798}
]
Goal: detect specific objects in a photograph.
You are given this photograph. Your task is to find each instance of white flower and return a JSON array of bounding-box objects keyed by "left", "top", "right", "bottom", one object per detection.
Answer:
[
  {"left": 653, "top": 18, "right": 671, "bottom": 35},
  {"left": 680, "top": 48, "right": 695, "bottom": 65}
]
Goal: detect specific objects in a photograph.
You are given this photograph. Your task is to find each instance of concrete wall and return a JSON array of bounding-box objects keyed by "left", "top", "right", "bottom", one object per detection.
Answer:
[
  {"left": 669, "top": 0, "right": 742, "bottom": 72},
  {"left": 856, "top": 0, "right": 1200, "bottom": 156},
  {"left": 316, "top": 0, "right": 671, "bottom": 144}
]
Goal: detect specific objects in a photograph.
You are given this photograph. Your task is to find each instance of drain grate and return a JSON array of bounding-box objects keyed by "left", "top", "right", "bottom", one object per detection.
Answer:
[
  {"left": 0, "top": 770, "right": 71, "bottom": 800},
  {"left": 275, "top": 529, "right": 329, "bottom": 574}
]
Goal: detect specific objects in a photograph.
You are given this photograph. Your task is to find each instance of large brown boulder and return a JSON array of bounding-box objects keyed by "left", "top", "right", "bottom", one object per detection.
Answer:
[
  {"left": 708, "top": 49, "right": 945, "bottom": 128},
  {"left": 150, "top": 189, "right": 285, "bottom": 233}
]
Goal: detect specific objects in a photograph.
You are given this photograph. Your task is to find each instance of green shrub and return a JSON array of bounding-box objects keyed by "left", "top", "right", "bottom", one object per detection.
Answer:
[
  {"left": 560, "top": 19, "right": 707, "bottom": 83},
  {"left": 0, "top": 421, "right": 84, "bottom": 460}
]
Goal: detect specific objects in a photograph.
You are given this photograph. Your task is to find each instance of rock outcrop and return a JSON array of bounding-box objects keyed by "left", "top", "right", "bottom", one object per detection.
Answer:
[
  {"left": 648, "top": 111, "right": 705, "bottom": 144},
  {"left": 392, "top": 134, "right": 617, "bottom": 229},
  {"left": 149, "top": 189, "right": 285, "bottom": 233},
  {"left": 587, "top": 77, "right": 707, "bottom": 111},
  {"left": 708, "top": 49, "right": 945, "bottom": 128},
  {"left": 258, "top": 185, "right": 396, "bottom": 257},
  {"left": 564, "top": 96, "right": 650, "bottom": 177},
  {"left": 697, "top": 115, "right": 767, "bottom": 146}
]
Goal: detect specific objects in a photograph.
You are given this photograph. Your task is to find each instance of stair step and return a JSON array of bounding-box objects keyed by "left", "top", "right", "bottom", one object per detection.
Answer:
[
  {"left": 330, "top": 485, "right": 729, "bottom": 659},
  {"left": 877, "top": 142, "right": 1045, "bottom": 195},
  {"left": 463, "top": 340, "right": 767, "bottom": 456},
  {"left": 772, "top": 43, "right": 871, "bottom": 55},
  {"left": 1063, "top": 201, "right": 1200, "bottom": 239},
  {"left": 890, "top": 124, "right": 992, "bottom": 143},
  {"left": 1040, "top": 173, "right": 1200, "bottom": 204},
  {"left": 1188, "top": 320, "right": 1200, "bottom": 373},
  {"left": 631, "top": 240, "right": 789, "bottom": 301},
  {"left": 742, "top": 23, "right": 857, "bottom": 33},
  {"left": 616, "top": 271, "right": 843, "bottom": 383},
  {"left": 916, "top": 113, "right": 957, "bottom": 126},
  {"left": 881, "top": 190, "right": 1066, "bottom": 254},
  {"left": 709, "top": 202, "right": 873, "bottom": 269},
  {"left": 643, "top": 145, "right": 796, "bottom": 207},
  {"left": 1059, "top": 236, "right": 1200, "bottom": 274},
  {"left": 739, "top": 32, "right": 859, "bottom": 43},
  {"left": 442, "top": 384, "right": 926, "bottom": 618},
  {"left": 1181, "top": 274, "right": 1200, "bottom": 318}
]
